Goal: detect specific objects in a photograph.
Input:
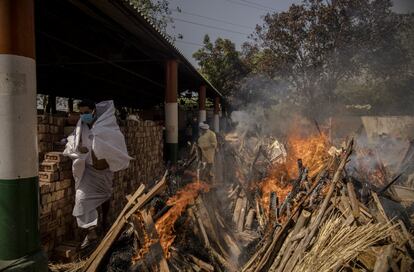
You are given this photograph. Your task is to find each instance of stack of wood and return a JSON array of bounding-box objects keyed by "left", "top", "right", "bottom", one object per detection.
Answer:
[
  {"left": 58, "top": 135, "right": 414, "bottom": 272},
  {"left": 81, "top": 172, "right": 168, "bottom": 272},
  {"left": 39, "top": 152, "right": 76, "bottom": 255},
  {"left": 240, "top": 140, "right": 414, "bottom": 272}
]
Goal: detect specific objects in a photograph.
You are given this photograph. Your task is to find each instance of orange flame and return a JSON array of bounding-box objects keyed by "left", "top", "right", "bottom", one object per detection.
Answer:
[
  {"left": 155, "top": 181, "right": 210, "bottom": 257},
  {"left": 259, "top": 132, "right": 330, "bottom": 219},
  {"left": 285, "top": 132, "right": 330, "bottom": 178}
]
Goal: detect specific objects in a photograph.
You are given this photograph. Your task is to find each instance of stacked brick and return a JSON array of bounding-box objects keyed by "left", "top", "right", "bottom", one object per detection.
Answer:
[
  {"left": 39, "top": 152, "right": 76, "bottom": 254},
  {"left": 109, "top": 119, "right": 164, "bottom": 223},
  {"left": 36, "top": 114, "right": 165, "bottom": 258},
  {"left": 37, "top": 115, "right": 66, "bottom": 160}
]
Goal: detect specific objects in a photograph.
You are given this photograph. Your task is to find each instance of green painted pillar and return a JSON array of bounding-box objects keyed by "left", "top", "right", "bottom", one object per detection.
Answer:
[
  {"left": 0, "top": 1, "right": 48, "bottom": 270},
  {"left": 165, "top": 60, "right": 178, "bottom": 164}
]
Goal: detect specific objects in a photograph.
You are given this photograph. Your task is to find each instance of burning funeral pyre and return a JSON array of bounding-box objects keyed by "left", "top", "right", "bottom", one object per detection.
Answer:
[{"left": 52, "top": 123, "right": 414, "bottom": 272}]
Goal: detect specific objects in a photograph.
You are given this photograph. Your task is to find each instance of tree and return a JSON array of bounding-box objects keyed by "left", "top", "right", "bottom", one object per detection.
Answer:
[
  {"left": 193, "top": 35, "right": 249, "bottom": 99},
  {"left": 130, "top": 0, "right": 174, "bottom": 40},
  {"left": 243, "top": 0, "right": 407, "bottom": 117}
]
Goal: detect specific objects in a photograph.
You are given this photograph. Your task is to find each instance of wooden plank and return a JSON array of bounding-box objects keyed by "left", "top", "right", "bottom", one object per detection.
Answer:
[
  {"left": 347, "top": 181, "right": 360, "bottom": 218},
  {"left": 373, "top": 245, "right": 393, "bottom": 272},
  {"left": 83, "top": 172, "right": 167, "bottom": 272},
  {"left": 141, "top": 210, "right": 170, "bottom": 272},
  {"left": 188, "top": 254, "right": 214, "bottom": 272}
]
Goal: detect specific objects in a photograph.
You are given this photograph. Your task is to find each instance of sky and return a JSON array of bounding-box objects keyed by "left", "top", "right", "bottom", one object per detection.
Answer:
[{"left": 166, "top": 0, "right": 414, "bottom": 66}]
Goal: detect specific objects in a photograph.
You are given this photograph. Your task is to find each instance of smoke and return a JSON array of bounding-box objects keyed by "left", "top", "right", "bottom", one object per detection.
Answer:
[{"left": 346, "top": 133, "right": 412, "bottom": 186}]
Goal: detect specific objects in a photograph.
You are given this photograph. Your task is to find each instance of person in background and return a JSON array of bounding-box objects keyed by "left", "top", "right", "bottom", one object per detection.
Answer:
[
  {"left": 64, "top": 99, "right": 132, "bottom": 249},
  {"left": 197, "top": 122, "right": 217, "bottom": 183}
]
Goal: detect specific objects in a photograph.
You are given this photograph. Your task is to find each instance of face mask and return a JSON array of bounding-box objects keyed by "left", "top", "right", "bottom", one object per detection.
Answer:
[{"left": 81, "top": 113, "right": 94, "bottom": 124}]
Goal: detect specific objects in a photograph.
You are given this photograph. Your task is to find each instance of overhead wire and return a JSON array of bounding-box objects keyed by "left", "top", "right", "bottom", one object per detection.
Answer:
[
  {"left": 172, "top": 10, "right": 254, "bottom": 30},
  {"left": 172, "top": 17, "right": 250, "bottom": 35},
  {"left": 223, "top": 0, "right": 273, "bottom": 12},
  {"left": 239, "top": 0, "right": 279, "bottom": 12}
]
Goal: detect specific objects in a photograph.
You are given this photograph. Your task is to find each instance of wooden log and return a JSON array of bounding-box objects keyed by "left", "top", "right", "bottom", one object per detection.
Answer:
[
  {"left": 373, "top": 245, "right": 394, "bottom": 272},
  {"left": 282, "top": 230, "right": 308, "bottom": 272},
  {"left": 192, "top": 207, "right": 236, "bottom": 272},
  {"left": 268, "top": 232, "right": 292, "bottom": 272},
  {"left": 83, "top": 172, "right": 167, "bottom": 272},
  {"left": 191, "top": 207, "right": 210, "bottom": 247},
  {"left": 243, "top": 165, "right": 332, "bottom": 272},
  {"left": 188, "top": 254, "right": 214, "bottom": 272},
  {"left": 291, "top": 210, "right": 311, "bottom": 237},
  {"left": 196, "top": 197, "right": 227, "bottom": 256},
  {"left": 255, "top": 195, "right": 265, "bottom": 230},
  {"left": 279, "top": 210, "right": 314, "bottom": 272},
  {"left": 397, "top": 219, "right": 414, "bottom": 250},
  {"left": 237, "top": 196, "right": 248, "bottom": 232},
  {"left": 228, "top": 184, "right": 240, "bottom": 199},
  {"left": 224, "top": 233, "right": 242, "bottom": 259},
  {"left": 233, "top": 197, "right": 243, "bottom": 225},
  {"left": 272, "top": 210, "right": 312, "bottom": 271},
  {"left": 347, "top": 181, "right": 360, "bottom": 219},
  {"left": 275, "top": 240, "right": 299, "bottom": 272},
  {"left": 187, "top": 208, "right": 200, "bottom": 238},
  {"left": 210, "top": 247, "right": 237, "bottom": 272},
  {"left": 301, "top": 139, "right": 353, "bottom": 250},
  {"left": 245, "top": 209, "right": 256, "bottom": 230},
  {"left": 141, "top": 210, "right": 170, "bottom": 272},
  {"left": 241, "top": 224, "right": 281, "bottom": 272}
]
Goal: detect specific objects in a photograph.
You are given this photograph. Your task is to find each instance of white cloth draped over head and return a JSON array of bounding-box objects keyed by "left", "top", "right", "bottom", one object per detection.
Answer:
[
  {"left": 63, "top": 100, "right": 133, "bottom": 183},
  {"left": 63, "top": 100, "right": 133, "bottom": 228}
]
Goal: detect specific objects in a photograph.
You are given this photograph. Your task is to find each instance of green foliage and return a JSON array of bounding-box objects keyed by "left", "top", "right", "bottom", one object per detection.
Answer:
[
  {"left": 191, "top": 1, "right": 412, "bottom": 116},
  {"left": 130, "top": 0, "right": 174, "bottom": 40},
  {"left": 242, "top": 0, "right": 409, "bottom": 116},
  {"left": 193, "top": 35, "right": 249, "bottom": 98}
]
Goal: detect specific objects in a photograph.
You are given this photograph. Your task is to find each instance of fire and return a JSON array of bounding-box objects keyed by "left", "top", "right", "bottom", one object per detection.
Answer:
[
  {"left": 259, "top": 132, "right": 330, "bottom": 219},
  {"left": 259, "top": 176, "right": 292, "bottom": 219},
  {"left": 155, "top": 181, "right": 210, "bottom": 257},
  {"left": 285, "top": 132, "right": 330, "bottom": 178}
]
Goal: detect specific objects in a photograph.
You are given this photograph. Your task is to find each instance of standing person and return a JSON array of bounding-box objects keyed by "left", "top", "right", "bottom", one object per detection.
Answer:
[
  {"left": 197, "top": 122, "right": 217, "bottom": 182},
  {"left": 64, "top": 100, "right": 132, "bottom": 248}
]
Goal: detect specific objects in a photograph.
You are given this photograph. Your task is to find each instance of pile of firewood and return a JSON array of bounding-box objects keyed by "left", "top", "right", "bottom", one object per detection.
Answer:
[
  {"left": 240, "top": 140, "right": 414, "bottom": 271},
  {"left": 70, "top": 135, "right": 414, "bottom": 272}
]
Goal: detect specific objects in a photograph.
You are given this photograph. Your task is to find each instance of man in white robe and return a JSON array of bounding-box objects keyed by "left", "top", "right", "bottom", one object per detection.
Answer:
[{"left": 64, "top": 100, "right": 132, "bottom": 248}]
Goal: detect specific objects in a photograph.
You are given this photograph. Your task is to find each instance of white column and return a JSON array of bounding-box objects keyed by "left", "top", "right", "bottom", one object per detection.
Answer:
[
  {"left": 199, "top": 110, "right": 206, "bottom": 123},
  {"left": 214, "top": 114, "right": 220, "bottom": 133},
  {"left": 165, "top": 102, "right": 178, "bottom": 144},
  {"left": 0, "top": 55, "right": 38, "bottom": 179}
]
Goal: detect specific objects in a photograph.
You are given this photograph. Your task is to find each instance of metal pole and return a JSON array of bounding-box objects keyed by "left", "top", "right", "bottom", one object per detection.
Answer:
[
  {"left": 0, "top": 0, "right": 48, "bottom": 270},
  {"left": 198, "top": 85, "right": 206, "bottom": 123},
  {"left": 214, "top": 96, "right": 220, "bottom": 133},
  {"left": 165, "top": 59, "right": 178, "bottom": 164}
]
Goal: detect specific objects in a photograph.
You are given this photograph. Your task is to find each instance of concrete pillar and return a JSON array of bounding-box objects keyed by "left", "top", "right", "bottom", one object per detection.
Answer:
[
  {"left": 165, "top": 60, "right": 178, "bottom": 163},
  {"left": 214, "top": 96, "right": 220, "bottom": 133},
  {"left": 198, "top": 85, "right": 206, "bottom": 123},
  {"left": 0, "top": 1, "right": 48, "bottom": 270}
]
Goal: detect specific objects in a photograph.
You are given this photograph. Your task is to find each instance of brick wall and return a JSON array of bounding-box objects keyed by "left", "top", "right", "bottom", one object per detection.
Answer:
[{"left": 37, "top": 115, "right": 164, "bottom": 257}]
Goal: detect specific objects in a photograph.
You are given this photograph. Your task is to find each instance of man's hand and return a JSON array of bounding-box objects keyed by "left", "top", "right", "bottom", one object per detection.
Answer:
[
  {"left": 79, "top": 146, "right": 89, "bottom": 154},
  {"left": 91, "top": 150, "right": 109, "bottom": 170}
]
